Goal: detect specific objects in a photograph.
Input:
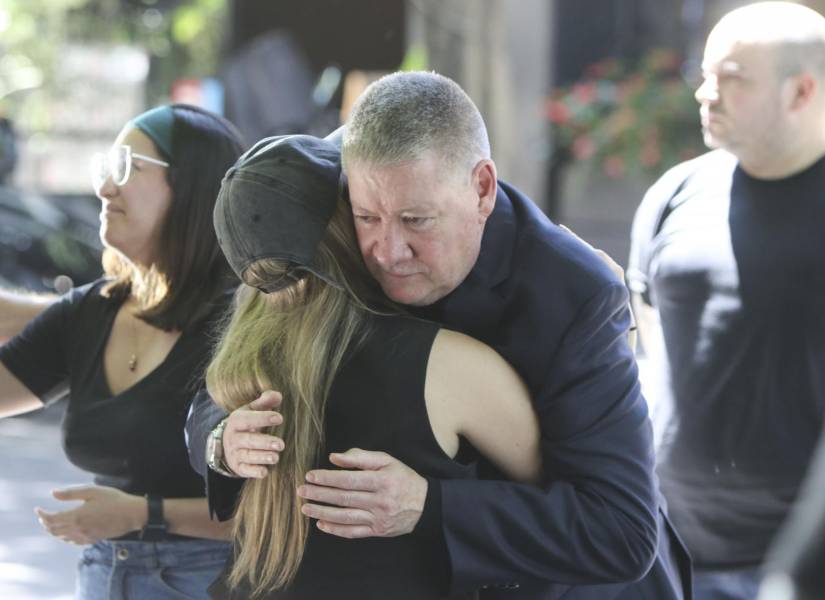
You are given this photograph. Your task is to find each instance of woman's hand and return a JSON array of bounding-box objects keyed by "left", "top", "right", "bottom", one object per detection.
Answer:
[{"left": 35, "top": 485, "right": 147, "bottom": 545}]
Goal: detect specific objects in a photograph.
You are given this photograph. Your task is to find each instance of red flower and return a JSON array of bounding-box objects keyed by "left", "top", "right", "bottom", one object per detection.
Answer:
[
  {"left": 573, "top": 82, "right": 597, "bottom": 105},
  {"left": 603, "top": 155, "right": 626, "bottom": 178},
  {"left": 545, "top": 99, "right": 571, "bottom": 124},
  {"left": 640, "top": 143, "right": 662, "bottom": 168},
  {"left": 571, "top": 135, "right": 596, "bottom": 160},
  {"left": 585, "top": 62, "right": 606, "bottom": 79}
]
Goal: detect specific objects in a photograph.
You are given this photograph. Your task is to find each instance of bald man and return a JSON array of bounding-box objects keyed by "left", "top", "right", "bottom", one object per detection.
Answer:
[{"left": 628, "top": 3, "right": 825, "bottom": 599}]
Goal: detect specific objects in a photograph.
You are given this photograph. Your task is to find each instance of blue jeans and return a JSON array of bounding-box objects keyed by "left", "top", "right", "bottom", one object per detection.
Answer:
[
  {"left": 694, "top": 566, "right": 762, "bottom": 600},
  {"left": 76, "top": 538, "right": 230, "bottom": 600}
]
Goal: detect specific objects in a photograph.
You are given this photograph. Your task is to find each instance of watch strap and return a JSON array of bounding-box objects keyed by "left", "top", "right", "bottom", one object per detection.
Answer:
[
  {"left": 140, "top": 494, "right": 167, "bottom": 541},
  {"left": 208, "top": 418, "right": 241, "bottom": 478}
]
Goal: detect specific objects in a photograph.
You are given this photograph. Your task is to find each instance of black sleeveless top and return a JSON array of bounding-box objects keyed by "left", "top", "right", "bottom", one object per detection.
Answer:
[{"left": 212, "top": 315, "right": 479, "bottom": 600}]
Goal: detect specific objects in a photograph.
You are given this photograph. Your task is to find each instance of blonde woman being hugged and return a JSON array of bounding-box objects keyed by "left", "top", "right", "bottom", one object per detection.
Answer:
[
  {"left": 0, "top": 105, "right": 245, "bottom": 599},
  {"left": 206, "top": 135, "right": 541, "bottom": 600}
]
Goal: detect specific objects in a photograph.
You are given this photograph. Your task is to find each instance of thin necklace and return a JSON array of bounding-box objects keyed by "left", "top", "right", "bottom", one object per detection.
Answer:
[{"left": 128, "top": 311, "right": 140, "bottom": 372}]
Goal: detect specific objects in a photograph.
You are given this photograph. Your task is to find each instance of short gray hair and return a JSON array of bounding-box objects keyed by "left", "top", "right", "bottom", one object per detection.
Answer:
[{"left": 341, "top": 71, "right": 490, "bottom": 178}]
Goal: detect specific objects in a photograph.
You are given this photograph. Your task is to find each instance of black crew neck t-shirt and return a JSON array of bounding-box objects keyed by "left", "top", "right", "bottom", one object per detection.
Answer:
[
  {"left": 629, "top": 150, "right": 825, "bottom": 567},
  {"left": 1, "top": 279, "right": 228, "bottom": 498}
]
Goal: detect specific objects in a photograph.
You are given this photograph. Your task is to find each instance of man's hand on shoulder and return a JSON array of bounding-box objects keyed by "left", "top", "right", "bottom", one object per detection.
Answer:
[
  {"left": 297, "top": 448, "right": 428, "bottom": 539},
  {"left": 559, "top": 224, "right": 638, "bottom": 351},
  {"left": 220, "top": 390, "right": 285, "bottom": 478}
]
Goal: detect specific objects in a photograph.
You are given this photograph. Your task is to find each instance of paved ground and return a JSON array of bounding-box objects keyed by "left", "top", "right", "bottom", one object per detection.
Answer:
[{"left": 0, "top": 403, "right": 89, "bottom": 600}]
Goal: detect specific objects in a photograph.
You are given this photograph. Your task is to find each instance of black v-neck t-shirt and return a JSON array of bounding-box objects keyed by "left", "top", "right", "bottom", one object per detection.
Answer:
[{"left": 1, "top": 279, "right": 227, "bottom": 498}]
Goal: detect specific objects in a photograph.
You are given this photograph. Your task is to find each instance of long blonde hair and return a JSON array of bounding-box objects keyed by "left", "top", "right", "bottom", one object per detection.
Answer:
[{"left": 206, "top": 198, "right": 398, "bottom": 595}]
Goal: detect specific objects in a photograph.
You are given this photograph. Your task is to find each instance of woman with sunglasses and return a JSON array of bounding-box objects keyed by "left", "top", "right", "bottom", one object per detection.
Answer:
[{"left": 0, "top": 104, "right": 245, "bottom": 599}]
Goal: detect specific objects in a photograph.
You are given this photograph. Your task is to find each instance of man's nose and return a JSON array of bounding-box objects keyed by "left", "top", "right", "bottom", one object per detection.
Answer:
[
  {"left": 372, "top": 225, "right": 413, "bottom": 267},
  {"left": 695, "top": 76, "right": 719, "bottom": 104}
]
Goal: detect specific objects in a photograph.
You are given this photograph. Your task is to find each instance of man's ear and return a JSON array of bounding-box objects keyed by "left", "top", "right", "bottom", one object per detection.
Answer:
[
  {"left": 787, "top": 72, "right": 817, "bottom": 111},
  {"left": 472, "top": 159, "right": 497, "bottom": 222}
]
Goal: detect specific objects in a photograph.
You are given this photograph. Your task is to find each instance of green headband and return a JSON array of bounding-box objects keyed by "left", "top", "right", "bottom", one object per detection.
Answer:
[{"left": 129, "top": 105, "right": 174, "bottom": 160}]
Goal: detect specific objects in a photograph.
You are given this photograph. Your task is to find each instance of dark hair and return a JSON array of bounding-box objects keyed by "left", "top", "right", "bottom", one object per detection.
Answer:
[{"left": 103, "top": 103, "right": 246, "bottom": 331}]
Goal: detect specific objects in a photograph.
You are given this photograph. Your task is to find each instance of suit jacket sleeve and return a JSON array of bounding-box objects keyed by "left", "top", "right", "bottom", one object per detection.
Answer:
[
  {"left": 442, "top": 282, "right": 658, "bottom": 593},
  {"left": 185, "top": 387, "right": 244, "bottom": 520}
]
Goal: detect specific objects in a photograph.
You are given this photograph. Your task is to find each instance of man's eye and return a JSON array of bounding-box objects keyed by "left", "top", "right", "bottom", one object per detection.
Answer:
[
  {"left": 355, "top": 215, "right": 378, "bottom": 224},
  {"left": 403, "top": 216, "right": 432, "bottom": 227}
]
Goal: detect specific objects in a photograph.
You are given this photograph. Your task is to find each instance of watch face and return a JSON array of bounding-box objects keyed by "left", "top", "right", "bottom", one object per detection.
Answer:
[{"left": 206, "top": 434, "right": 219, "bottom": 468}]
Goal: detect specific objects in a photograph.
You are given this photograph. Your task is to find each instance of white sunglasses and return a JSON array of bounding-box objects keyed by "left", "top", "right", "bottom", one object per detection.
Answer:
[{"left": 90, "top": 145, "right": 170, "bottom": 190}]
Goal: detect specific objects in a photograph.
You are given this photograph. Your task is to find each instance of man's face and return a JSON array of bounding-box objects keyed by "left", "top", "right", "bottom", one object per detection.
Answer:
[
  {"left": 347, "top": 152, "right": 495, "bottom": 307},
  {"left": 695, "top": 33, "right": 787, "bottom": 157}
]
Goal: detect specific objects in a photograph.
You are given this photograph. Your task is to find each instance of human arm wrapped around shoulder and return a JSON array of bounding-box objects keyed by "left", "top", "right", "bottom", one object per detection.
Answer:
[
  {"left": 437, "top": 282, "right": 658, "bottom": 593},
  {"left": 425, "top": 329, "right": 542, "bottom": 484}
]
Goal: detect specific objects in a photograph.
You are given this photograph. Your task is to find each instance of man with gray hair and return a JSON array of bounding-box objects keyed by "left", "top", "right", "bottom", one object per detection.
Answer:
[
  {"left": 628, "top": 2, "right": 825, "bottom": 598},
  {"left": 190, "top": 71, "right": 689, "bottom": 598}
]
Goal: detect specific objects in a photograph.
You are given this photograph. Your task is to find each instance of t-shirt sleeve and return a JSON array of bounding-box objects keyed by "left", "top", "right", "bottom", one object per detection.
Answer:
[
  {"left": 0, "top": 285, "right": 89, "bottom": 404},
  {"left": 627, "top": 162, "right": 692, "bottom": 306}
]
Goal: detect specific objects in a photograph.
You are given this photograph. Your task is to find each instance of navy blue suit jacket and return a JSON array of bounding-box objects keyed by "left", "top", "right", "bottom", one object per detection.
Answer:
[{"left": 186, "top": 181, "right": 691, "bottom": 599}]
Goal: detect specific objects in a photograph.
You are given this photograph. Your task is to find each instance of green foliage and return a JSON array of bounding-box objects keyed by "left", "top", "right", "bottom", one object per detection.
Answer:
[
  {"left": 399, "top": 44, "right": 429, "bottom": 73},
  {"left": 171, "top": 0, "right": 227, "bottom": 77},
  {"left": 0, "top": 0, "right": 228, "bottom": 130},
  {"left": 547, "top": 49, "right": 706, "bottom": 178}
]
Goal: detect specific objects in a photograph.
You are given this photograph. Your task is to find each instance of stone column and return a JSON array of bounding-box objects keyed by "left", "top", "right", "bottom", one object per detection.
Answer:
[{"left": 406, "top": 0, "right": 553, "bottom": 209}]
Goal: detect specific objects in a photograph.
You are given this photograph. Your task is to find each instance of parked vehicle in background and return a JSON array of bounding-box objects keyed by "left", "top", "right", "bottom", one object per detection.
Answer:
[{"left": 0, "top": 186, "right": 102, "bottom": 294}]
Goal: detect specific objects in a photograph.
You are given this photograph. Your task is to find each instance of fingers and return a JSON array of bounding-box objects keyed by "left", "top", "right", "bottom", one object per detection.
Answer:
[
  {"left": 221, "top": 392, "right": 286, "bottom": 479},
  {"left": 231, "top": 463, "right": 269, "bottom": 479},
  {"left": 558, "top": 224, "right": 620, "bottom": 266},
  {"left": 558, "top": 223, "right": 594, "bottom": 249},
  {"left": 228, "top": 431, "right": 284, "bottom": 452},
  {"left": 238, "top": 448, "right": 280, "bottom": 466},
  {"left": 300, "top": 503, "right": 372, "bottom": 529},
  {"left": 35, "top": 507, "right": 89, "bottom": 544},
  {"left": 228, "top": 410, "right": 282, "bottom": 433},
  {"left": 594, "top": 249, "right": 624, "bottom": 278},
  {"left": 52, "top": 486, "right": 94, "bottom": 502},
  {"left": 34, "top": 507, "right": 59, "bottom": 519},
  {"left": 296, "top": 484, "right": 373, "bottom": 510},
  {"left": 35, "top": 505, "right": 77, "bottom": 523},
  {"left": 593, "top": 248, "right": 613, "bottom": 264},
  {"left": 303, "top": 449, "right": 394, "bottom": 490},
  {"left": 558, "top": 224, "right": 625, "bottom": 281},
  {"left": 224, "top": 430, "right": 284, "bottom": 478},
  {"left": 328, "top": 448, "right": 392, "bottom": 471},
  {"left": 248, "top": 390, "right": 283, "bottom": 411},
  {"left": 305, "top": 468, "right": 380, "bottom": 491},
  {"left": 315, "top": 521, "right": 375, "bottom": 539}
]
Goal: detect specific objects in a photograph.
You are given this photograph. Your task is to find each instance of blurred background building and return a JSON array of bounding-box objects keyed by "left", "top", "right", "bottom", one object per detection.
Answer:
[
  {"left": 2, "top": 1, "right": 824, "bottom": 598},
  {"left": 9, "top": 0, "right": 822, "bottom": 294}
]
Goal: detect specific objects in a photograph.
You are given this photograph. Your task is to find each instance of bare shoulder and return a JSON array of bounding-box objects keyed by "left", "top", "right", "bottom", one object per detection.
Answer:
[
  {"left": 427, "top": 329, "right": 528, "bottom": 409},
  {"left": 426, "top": 329, "right": 541, "bottom": 483},
  {"left": 428, "top": 329, "right": 511, "bottom": 383},
  {"left": 430, "top": 328, "right": 497, "bottom": 364}
]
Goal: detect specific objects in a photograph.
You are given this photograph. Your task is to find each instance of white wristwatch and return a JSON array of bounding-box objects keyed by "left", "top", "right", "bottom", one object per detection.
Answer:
[{"left": 206, "top": 418, "right": 240, "bottom": 478}]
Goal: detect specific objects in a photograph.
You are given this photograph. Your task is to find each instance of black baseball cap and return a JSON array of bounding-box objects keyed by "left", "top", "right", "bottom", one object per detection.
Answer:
[{"left": 214, "top": 134, "right": 343, "bottom": 292}]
